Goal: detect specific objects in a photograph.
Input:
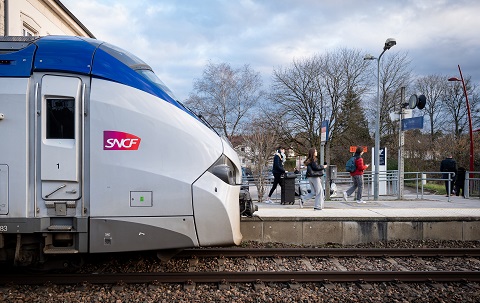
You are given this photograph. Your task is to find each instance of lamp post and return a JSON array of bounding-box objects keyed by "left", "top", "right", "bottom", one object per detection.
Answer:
[
  {"left": 448, "top": 65, "right": 474, "bottom": 174},
  {"left": 364, "top": 38, "right": 396, "bottom": 200}
]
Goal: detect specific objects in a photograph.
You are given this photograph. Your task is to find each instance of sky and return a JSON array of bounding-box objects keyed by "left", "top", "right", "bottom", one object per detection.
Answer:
[{"left": 61, "top": 0, "right": 480, "bottom": 102}]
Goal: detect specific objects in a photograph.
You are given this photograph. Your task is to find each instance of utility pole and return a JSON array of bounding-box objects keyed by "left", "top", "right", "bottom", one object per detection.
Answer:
[{"left": 398, "top": 87, "right": 405, "bottom": 199}]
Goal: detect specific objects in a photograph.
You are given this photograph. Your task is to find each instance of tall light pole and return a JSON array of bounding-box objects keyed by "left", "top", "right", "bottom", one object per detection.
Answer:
[
  {"left": 365, "top": 38, "right": 396, "bottom": 200},
  {"left": 448, "top": 64, "right": 474, "bottom": 174}
]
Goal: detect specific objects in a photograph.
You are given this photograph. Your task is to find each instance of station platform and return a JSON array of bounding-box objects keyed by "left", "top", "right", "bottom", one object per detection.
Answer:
[{"left": 240, "top": 192, "right": 480, "bottom": 246}]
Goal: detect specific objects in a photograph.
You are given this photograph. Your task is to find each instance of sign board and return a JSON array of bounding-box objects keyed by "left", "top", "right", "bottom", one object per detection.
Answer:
[
  {"left": 371, "top": 147, "right": 387, "bottom": 195},
  {"left": 390, "top": 109, "right": 412, "bottom": 122},
  {"left": 321, "top": 120, "right": 329, "bottom": 143},
  {"left": 372, "top": 147, "right": 385, "bottom": 165},
  {"left": 402, "top": 116, "right": 423, "bottom": 131},
  {"left": 379, "top": 147, "right": 385, "bottom": 166},
  {"left": 349, "top": 146, "right": 368, "bottom": 153}
]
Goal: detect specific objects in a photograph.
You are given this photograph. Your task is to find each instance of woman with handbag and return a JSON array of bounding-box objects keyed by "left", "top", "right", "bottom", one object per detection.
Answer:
[{"left": 300, "top": 148, "right": 327, "bottom": 210}]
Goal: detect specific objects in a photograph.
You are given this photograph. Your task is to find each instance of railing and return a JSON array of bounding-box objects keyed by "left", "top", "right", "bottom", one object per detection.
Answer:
[
  {"left": 242, "top": 172, "right": 314, "bottom": 201},
  {"left": 403, "top": 172, "right": 451, "bottom": 201},
  {"left": 242, "top": 170, "right": 480, "bottom": 202},
  {"left": 333, "top": 170, "right": 399, "bottom": 198},
  {"left": 403, "top": 171, "right": 480, "bottom": 202},
  {"left": 465, "top": 172, "right": 480, "bottom": 199}
]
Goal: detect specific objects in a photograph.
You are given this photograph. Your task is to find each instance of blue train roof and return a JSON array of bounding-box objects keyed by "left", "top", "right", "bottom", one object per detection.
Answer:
[{"left": 0, "top": 35, "right": 190, "bottom": 114}]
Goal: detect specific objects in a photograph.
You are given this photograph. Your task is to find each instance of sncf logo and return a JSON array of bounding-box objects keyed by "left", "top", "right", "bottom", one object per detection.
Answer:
[{"left": 104, "top": 131, "right": 141, "bottom": 150}]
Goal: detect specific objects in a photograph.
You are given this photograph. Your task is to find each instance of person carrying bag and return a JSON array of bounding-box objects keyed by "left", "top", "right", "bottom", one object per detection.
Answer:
[{"left": 300, "top": 148, "right": 327, "bottom": 210}]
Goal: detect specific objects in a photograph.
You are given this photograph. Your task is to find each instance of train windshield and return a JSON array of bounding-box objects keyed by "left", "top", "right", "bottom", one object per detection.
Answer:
[
  {"left": 136, "top": 69, "right": 177, "bottom": 100},
  {"left": 98, "top": 42, "right": 177, "bottom": 100}
]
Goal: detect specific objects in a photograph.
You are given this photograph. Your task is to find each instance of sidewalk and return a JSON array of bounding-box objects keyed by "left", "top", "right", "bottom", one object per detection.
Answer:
[
  {"left": 248, "top": 182, "right": 479, "bottom": 205},
  {"left": 252, "top": 197, "right": 480, "bottom": 221}
]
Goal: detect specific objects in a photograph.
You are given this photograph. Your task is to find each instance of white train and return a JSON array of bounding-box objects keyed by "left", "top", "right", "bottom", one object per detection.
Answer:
[{"left": 0, "top": 36, "right": 249, "bottom": 266}]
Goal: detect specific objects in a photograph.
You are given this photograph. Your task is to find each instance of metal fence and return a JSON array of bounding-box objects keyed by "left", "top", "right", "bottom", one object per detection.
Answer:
[
  {"left": 242, "top": 169, "right": 480, "bottom": 202},
  {"left": 242, "top": 172, "right": 306, "bottom": 201},
  {"left": 331, "top": 170, "right": 399, "bottom": 198},
  {"left": 466, "top": 172, "right": 480, "bottom": 198},
  {"left": 403, "top": 171, "right": 480, "bottom": 201}
]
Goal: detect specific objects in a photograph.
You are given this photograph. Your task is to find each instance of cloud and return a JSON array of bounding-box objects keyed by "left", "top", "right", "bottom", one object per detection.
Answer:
[{"left": 62, "top": 0, "right": 480, "bottom": 101}]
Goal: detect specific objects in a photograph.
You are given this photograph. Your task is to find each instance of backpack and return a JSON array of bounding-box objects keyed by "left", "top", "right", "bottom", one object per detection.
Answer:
[{"left": 345, "top": 156, "right": 357, "bottom": 173}]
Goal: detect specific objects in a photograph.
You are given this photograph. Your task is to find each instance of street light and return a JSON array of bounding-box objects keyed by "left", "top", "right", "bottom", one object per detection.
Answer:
[
  {"left": 448, "top": 65, "right": 474, "bottom": 174},
  {"left": 364, "top": 38, "right": 396, "bottom": 200}
]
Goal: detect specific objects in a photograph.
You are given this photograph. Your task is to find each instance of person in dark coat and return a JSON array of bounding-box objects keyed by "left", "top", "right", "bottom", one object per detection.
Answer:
[
  {"left": 455, "top": 167, "right": 466, "bottom": 198},
  {"left": 440, "top": 155, "right": 457, "bottom": 196},
  {"left": 265, "top": 147, "right": 286, "bottom": 203}
]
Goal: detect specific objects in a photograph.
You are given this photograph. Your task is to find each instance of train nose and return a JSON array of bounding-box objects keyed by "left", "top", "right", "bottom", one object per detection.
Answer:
[{"left": 192, "top": 155, "right": 243, "bottom": 246}]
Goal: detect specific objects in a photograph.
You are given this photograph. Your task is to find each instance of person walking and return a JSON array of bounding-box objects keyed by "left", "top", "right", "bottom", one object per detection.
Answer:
[
  {"left": 265, "top": 147, "right": 286, "bottom": 203},
  {"left": 440, "top": 155, "right": 457, "bottom": 196},
  {"left": 300, "top": 148, "right": 327, "bottom": 210},
  {"left": 343, "top": 146, "right": 369, "bottom": 204}
]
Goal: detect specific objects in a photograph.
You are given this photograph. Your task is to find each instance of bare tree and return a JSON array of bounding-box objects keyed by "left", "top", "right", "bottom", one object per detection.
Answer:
[
  {"left": 443, "top": 76, "right": 475, "bottom": 138},
  {"left": 320, "top": 48, "right": 373, "bottom": 164},
  {"left": 269, "top": 55, "right": 324, "bottom": 153},
  {"left": 185, "top": 61, "right": 264, "bottom": 139},
  {"left": 365, "top": 52, "right": 412, "bottom": 149},
  {"left": 243, "top": 116, "right": 279, "bottom": 202},
  {"left": 403, "top": 130, "right": 438, "bottom": 171},
  {"left": 269, "top": 48, "right": 373, "bottom": 164},
  {"left": 414, "top": 74, "right": 447, "bottom": 142},
  {"left": 472, "top": 89, "right": 480, "bottom": 129},
  {"left": 333, "top": 89, "right": 372, "bottom": 167}
]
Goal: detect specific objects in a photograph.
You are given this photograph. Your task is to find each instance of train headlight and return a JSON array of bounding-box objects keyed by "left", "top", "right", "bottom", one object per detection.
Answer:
[{"left": 208, "top": 154, "right": 238, "bottom": 185}]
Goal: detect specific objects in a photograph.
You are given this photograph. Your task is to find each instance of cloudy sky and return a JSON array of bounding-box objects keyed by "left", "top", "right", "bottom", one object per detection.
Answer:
[{"left": 61, "top": 0, "right": 480, "bottom": 102}]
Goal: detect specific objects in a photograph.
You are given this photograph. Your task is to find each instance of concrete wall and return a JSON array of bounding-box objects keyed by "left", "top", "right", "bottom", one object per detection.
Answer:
[
  {"left": 4, "top": 0, "right": 92, "bottom": 37},
  {"left": 0, "top": 0, "right": 5, "bottom": 35},
  {"left": 241, "top": 219, "right": 480, "bottom": 245}
]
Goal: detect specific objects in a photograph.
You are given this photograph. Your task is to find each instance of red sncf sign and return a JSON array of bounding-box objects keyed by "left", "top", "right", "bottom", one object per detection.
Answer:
[{"left": 104, "top": 131, "right": 141, "bottom": 150}]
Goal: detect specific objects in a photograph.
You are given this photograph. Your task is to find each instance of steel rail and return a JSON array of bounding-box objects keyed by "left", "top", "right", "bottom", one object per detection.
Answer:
[
  {"left": 178, "top": 248, "right": 480, "bottom": 258},
  {"left": 1, "top": 271, "right": 479, "bottom": 285}
]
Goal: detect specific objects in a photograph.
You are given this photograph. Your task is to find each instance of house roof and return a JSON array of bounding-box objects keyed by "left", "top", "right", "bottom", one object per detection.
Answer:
[{"left": 54, "top": 0, "right": 95, "bottom": 38}]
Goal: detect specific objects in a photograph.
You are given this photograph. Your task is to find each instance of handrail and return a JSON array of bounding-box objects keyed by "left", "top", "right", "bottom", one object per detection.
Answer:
[{"left": 241, "top": 169, "right": 480, "bottom": 202}]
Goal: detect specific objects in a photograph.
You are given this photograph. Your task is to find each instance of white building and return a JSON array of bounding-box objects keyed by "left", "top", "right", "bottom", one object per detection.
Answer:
[{"left": 1, "top": 0, "right": 93, "bottom": 37}]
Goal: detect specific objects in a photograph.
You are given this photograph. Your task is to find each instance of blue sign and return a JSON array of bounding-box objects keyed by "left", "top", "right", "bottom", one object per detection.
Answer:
[
  {"left": 374, "top": 147, "right": 386, "bottom": 166},
  {"left": 402, "top": 116, "right": 424, "bottom": 131},
  {"left": 379, "top": 147, "right": 385, "bottom": 166}
]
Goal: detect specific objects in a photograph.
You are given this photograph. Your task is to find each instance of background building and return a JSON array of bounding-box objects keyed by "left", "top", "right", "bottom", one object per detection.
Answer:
[{"left": 1, "top": 0, "right": 93, "bottom": 37}]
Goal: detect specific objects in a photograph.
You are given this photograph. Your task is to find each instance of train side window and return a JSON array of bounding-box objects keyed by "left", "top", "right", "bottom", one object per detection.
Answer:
[{"left": 46, "top": 98, "right": 75, "bottom": 139}]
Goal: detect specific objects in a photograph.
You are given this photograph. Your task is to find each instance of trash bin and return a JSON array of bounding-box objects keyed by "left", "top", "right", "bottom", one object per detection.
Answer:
[
  {"left": 328, "top": 165, "right": 337, "bottom": 180},
  {"left": 281, "top": 172, "right": 296, "bottom": 205},
  {"left": 326, "top": 165, "right": 337, "bottom": 197}
]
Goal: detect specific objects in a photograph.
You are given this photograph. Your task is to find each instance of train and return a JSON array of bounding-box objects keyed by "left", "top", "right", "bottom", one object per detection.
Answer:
[{"left": 0, "top": 35, "right": 254, "bottom": 267}]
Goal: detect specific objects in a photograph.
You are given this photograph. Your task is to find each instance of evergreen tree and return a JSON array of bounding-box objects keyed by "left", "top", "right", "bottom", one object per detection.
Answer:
[{"left": 331, "top": 89, "right": 372, "bottom": 169}]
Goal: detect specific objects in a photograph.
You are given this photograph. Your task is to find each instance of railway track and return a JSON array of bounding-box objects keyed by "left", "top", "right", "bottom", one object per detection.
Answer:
[
  {"left": 177, "top": 247, "right": 480, "bottom": 257},
  {"left": 1, "top": 248, "right": 479, "bottom": 285}
]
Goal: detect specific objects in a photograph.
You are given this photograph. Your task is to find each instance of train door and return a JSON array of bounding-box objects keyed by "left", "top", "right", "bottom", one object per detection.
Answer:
[{"left": 36, "top": 74, "right": 88, "bottom": 254}]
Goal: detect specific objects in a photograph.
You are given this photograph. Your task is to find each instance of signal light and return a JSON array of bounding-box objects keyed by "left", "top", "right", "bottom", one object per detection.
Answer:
[{"left": 408, "top": 94, "right": 426, "bottom": 109}]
